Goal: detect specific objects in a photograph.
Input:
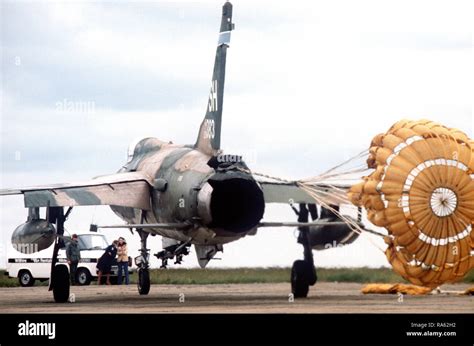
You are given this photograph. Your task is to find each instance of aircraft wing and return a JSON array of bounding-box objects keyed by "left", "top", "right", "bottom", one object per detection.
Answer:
[
  {"left": 0, "top": 172, "right": 153, "bottom": 210},
  {"left": 256, "top": 179, "right": 351, "bottom": 206}
]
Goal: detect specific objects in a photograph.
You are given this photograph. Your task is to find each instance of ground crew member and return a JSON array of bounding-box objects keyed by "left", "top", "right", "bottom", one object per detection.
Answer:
[{"left": 66, "top": 234, "right": 81, "bottom": 285}]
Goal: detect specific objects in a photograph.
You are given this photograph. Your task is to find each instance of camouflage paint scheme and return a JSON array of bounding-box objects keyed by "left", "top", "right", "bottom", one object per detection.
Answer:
[{"left": 111, "top": 139, "right": 259, "bottom": 246}]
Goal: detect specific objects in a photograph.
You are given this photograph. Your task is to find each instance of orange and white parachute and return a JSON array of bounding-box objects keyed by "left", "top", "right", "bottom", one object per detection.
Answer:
[{"left": 349, "top": 119, "right": 474, "bottom": 287}]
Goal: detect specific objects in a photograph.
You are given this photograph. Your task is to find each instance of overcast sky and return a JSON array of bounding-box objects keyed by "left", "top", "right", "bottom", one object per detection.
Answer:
[{"left": 1, "top": 0, "right": 472, "bottom": 269}]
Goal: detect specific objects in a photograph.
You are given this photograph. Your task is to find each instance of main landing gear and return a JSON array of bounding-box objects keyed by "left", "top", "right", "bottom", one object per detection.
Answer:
[
  {"left": 291, "top": 204, "right": 318, "bottom": 298},
  {"left": 48, "top": 206, "right": 73, "bottom": 303}
]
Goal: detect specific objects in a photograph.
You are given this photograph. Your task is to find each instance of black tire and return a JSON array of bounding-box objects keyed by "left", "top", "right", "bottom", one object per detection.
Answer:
[
  {"left": 291, "top": 260, "right": 311, "bottom": 298},
  {"left": 52, "top": 265, "right": 70, "bottom": 303},
  {"left": 18, "top": 270, "right": 35, "bottom": 287},
  {"left": 76, "top": 268, "right": 92, "bottom": 286},
  {"left": 138, "top": 268, "right": 150, "bottom": 295},
  {"left": 307, "top": 263, "right": 318, "bottom": 286}
]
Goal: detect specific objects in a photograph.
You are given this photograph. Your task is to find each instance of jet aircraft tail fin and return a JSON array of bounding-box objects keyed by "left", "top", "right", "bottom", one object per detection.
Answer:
[{"left": 195, "top": 1, "right": 234, "bottom": 155}]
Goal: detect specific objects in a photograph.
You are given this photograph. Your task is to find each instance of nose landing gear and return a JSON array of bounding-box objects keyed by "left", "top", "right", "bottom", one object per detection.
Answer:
[{"left": 137, "top": 229, "right": 151, "bottom": 295}]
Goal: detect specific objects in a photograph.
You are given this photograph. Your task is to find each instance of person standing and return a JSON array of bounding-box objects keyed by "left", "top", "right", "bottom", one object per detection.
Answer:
[
  {"left": 66, "top": 234, "right": 81, "bottom": 285},
  {"left": 97, "top": 240, "right": 118, "bottom": 285},
  {"left": 117, "top": 237, "right": 129, "bottom": 285}
]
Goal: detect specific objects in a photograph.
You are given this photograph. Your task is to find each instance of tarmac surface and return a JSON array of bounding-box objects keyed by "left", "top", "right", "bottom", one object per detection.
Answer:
[{"left": 0, "top": 282, "right": 472, "bottom": 313}]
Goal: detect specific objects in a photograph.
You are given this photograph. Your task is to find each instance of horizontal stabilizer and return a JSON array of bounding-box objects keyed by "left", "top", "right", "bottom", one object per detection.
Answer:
[
  {"left": 256, "top": 180, "right": 351, "bottom": 206},
  {"left": 258, "top": 221, "right": 348, "bottom": 228}
]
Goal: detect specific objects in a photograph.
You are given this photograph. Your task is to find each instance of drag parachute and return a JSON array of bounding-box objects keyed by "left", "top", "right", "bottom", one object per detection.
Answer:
[{"left": 349, "top": 119, "right": 474, "bottom": 287}]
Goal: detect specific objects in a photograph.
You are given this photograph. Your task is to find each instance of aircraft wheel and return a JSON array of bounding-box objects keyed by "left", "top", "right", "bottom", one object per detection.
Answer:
[
  {"left": 138, "top": 268, "right": 150, "bottom": 295},
  {"left": 291, "top": 260, "right": 312, "bottom": 298},
  {"left": 52, "top": 265, "right": 70, "bottom": 303}
]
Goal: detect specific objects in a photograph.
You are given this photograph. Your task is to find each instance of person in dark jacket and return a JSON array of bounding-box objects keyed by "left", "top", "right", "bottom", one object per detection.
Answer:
[
  {"left": 97, "top": 240, "right": 118, "bottom": 285},
  {"left": 66, "top": 234, "right": 81, "bottom": 285}
]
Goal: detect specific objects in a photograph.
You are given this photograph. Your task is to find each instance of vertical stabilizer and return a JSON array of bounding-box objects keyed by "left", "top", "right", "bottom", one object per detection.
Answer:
[{"left": 195, "top": 2, "right": 234, "bottom": 155}]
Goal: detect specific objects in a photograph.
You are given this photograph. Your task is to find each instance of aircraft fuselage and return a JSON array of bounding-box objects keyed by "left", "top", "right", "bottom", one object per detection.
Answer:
[{"left": 111, "top": 137, "right": 266, "bottom": 245}]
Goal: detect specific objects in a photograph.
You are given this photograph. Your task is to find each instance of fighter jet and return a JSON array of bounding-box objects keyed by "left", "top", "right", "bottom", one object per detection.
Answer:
[{"left": 1, "top": 2, "right": 360, "bottom": 302}]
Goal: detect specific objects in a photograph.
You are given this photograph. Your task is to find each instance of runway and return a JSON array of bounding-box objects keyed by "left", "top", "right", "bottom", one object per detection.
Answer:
[{"left": 0, "top": 282, "right": 472, "bottom": 313}]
